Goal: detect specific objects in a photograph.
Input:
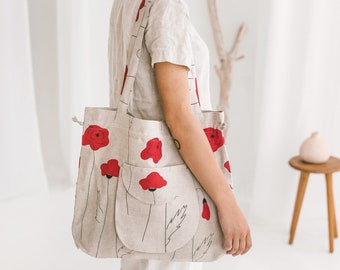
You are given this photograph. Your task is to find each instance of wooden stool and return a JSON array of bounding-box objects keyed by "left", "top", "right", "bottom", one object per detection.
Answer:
[{"left": 288, "top": 156, "right": 340, "bottom": 253}]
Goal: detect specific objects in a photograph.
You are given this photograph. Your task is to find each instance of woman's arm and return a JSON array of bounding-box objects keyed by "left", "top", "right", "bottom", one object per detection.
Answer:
[{"left": 154, "top": 62, "right": 252, "bottom": 256}]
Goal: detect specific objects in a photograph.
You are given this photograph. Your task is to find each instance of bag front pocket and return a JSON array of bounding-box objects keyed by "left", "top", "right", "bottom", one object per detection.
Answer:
[{"left": 115, "top": 163, "right": 200, "bottom": 254}]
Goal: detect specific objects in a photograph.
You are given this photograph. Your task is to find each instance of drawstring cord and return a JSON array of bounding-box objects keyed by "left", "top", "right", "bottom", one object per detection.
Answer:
[{"left": 72, "top": 116, "right": 84, "bottom": 126}]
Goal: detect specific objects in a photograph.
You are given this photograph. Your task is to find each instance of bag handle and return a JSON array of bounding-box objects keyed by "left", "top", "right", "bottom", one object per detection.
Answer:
[{"left": 117, "top": 0, "right": 201, "bottom": 116}]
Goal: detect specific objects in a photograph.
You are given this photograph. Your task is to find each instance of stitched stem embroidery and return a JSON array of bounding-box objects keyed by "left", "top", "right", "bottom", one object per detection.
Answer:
[
  {"left": 80, "top": 125, "right": 109, "bottom": 240},
  {"left": 139, "top": 172, "right": 167, "bottom": 241}
]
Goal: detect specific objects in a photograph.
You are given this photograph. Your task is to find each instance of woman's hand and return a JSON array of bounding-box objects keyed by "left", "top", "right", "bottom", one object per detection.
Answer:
[{"left": 216, "top": 196, "right": 252, "bottom": 256}]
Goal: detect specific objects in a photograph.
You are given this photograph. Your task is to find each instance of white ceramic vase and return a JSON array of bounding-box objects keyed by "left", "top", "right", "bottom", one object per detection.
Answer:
[{"left": 299, "top": 132, "right": 330, "bottom": 163}]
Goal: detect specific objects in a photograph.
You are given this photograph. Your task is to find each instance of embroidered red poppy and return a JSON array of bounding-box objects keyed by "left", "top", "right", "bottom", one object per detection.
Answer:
[
  {"left": 202, "top": 198, "right": 211, "bottom": 220},
  {"left": 203, "top": 127, "right": 224, "bottom": 152},
  {"left": 224, "top": 160, "right": 231, "bottom": 173},
  {"left": 139, "top": 172, "right": 167, "bottom": 192},
  {"left": 82, "top": 125, "right": 109, "bottom": 151},
  {"left": 135, "top": 0, "right": 145, "bottom": 21},
  {"left": 141, "top": 138, "right": 163, "bottom": 164},
  {"left": 101, "top": 159, "right": 120, "bottom": 179}
]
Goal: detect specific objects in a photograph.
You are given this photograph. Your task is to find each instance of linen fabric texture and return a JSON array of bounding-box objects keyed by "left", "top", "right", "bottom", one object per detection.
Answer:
[
  {"left": 109, "top": 0, "right": 212, "bottom": 119},
  {"left": 72, "top": 0, "right": 233, "bottom": 262}
]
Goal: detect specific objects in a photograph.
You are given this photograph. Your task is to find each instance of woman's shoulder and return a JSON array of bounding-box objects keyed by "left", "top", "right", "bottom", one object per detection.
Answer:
[
  {"left": 151, "top": 0, "right": 187, "bottom": 4},
  {"left": 149, "top": 0, "right": 191, "bottom": 23},
  {"left": 150, "top": 0, "right": 189, "bottom": 12}
]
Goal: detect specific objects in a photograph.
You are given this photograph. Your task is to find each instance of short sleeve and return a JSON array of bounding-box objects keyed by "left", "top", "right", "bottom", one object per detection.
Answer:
[{"left": 145, "top": 0, "right": 193, "bottom": 69}]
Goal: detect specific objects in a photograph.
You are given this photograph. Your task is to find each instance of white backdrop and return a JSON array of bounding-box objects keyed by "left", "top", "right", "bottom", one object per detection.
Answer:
[
  {"left": 0, "top": 0, "right": 47, "bottom": 199},
  {"left": 2, "top": 0, "right": 340, "bottom": 238}
]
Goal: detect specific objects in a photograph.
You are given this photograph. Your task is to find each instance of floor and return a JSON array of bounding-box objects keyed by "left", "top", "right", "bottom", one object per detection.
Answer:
[{"left": 1, "top": 188, "right": 340, "bottom": 270}]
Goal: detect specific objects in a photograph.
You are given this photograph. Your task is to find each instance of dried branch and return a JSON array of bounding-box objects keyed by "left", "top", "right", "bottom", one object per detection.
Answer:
[{"left": 207, "top": 0, "right": 246, "bottom": 134}]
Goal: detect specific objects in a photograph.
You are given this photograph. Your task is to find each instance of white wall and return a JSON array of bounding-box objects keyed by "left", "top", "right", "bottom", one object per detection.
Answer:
[
  {"left": 0, "top": 0, "right": 47, "bottom": 200},
  {"left": 28, "top": 0, "right": 70, "bottom": 189}
]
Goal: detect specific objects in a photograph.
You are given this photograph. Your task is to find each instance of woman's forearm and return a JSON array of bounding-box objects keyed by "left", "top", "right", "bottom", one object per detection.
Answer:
[
  {"left": 166, "top": 109, "right": 237, "bottom": 210},
  {"left": 154, "top": 62, "right": 236, "bottom": 210}
]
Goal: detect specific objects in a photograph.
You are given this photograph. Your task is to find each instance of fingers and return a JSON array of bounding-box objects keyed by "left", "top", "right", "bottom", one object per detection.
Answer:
[
  {"left": 226, "top": 238, "right": 240, "bottom": 256},
  {"left": 224, "top": 237, "right": 233, "bottom": 253},
  {"left": 242, "top": 233, "right": 252, "bottom": 255},
  {"left": 225, "top": 232, "right": 252, "bottom": 256},
  {"left": 235, "top": 238, "right": 246, "bottom": 256}
]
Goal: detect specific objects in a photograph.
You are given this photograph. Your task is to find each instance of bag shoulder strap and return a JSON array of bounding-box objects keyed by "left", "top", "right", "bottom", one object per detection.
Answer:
[
  {"left": 117, "top": 0, "right": 152, "bottom": 113},
  {"left": 117, "top": 0, "right": 201, "bottom": 115}
]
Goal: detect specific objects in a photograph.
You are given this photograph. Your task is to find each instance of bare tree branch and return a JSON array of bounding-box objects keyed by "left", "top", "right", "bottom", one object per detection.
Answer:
[{"left": 207, "top": 0, "right": 246, "bottom": 134}]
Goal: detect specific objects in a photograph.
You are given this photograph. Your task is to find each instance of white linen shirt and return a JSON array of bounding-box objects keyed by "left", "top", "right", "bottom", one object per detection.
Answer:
[{"left": 109, "top": 0, "right": 212, "bottom": 120}]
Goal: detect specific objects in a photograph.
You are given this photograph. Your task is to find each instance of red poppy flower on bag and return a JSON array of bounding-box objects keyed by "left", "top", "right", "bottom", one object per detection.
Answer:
[
  {"left": 224, "top": 160, "right": 231, "bottom": 173},
  {"left": 100, "top": 159, "right": 120, "bottom": 179},
  {"left": 203, "top": 127, "right": 224, "bottom": 152},
  {"left": 139, "top": 172, "right": 167, "bottom": 192},
  {"left": 82, "top": 125, "right": 109, "bottom": 151},
  {"left": 202, "top": 198, "right": 211, "bottom": 220},
  {"left": 135, "top": 0, "right": 145, "bottom": 21},
  {"left": 140, "top": 138, "right": 163, "bottom": 164}
]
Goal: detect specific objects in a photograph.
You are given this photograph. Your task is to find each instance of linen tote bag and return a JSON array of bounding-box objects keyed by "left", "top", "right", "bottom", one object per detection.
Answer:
[{"left": 72, "top": 0, "right": 233, "bottom": 262}]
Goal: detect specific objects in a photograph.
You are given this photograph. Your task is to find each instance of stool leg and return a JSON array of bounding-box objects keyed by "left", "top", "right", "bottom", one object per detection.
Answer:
[
  {"left": 334, "top": 208, "right": 338, "bottom": 239},
  {"left": 289, "top": 172, "right": 309, "bottom": 245},
  {"left": 333, "top": 191, "right": 338, "bottom": 239},
  {"left": 326, "top": 173, "right": 335, "bottom": 253},
  {"left": 333, "top": 193, "right": 338, "bottom": 238}
]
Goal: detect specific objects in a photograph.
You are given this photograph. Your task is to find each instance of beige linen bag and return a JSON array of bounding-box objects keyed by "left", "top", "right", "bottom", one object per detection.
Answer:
[{"left": 72, "top": 0, "right": 232, "bottom": 262}]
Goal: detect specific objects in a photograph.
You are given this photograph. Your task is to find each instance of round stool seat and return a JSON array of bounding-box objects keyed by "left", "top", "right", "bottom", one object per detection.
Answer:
[{"left": 289, "top": 156, "right": 340, "bottom": 174}]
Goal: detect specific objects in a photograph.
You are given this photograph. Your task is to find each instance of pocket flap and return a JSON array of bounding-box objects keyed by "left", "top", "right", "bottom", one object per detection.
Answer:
[
  {"left": 115, "top": 163, "right": 200, "bottom": 254},
  {"left": 120, "top": 163, "right": 196, "bottom": 205}
]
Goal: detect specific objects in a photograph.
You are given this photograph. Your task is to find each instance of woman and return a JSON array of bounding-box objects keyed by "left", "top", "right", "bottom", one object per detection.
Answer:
[{"left": 109, "top": 0, "right": 252, "bottom": 269}]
